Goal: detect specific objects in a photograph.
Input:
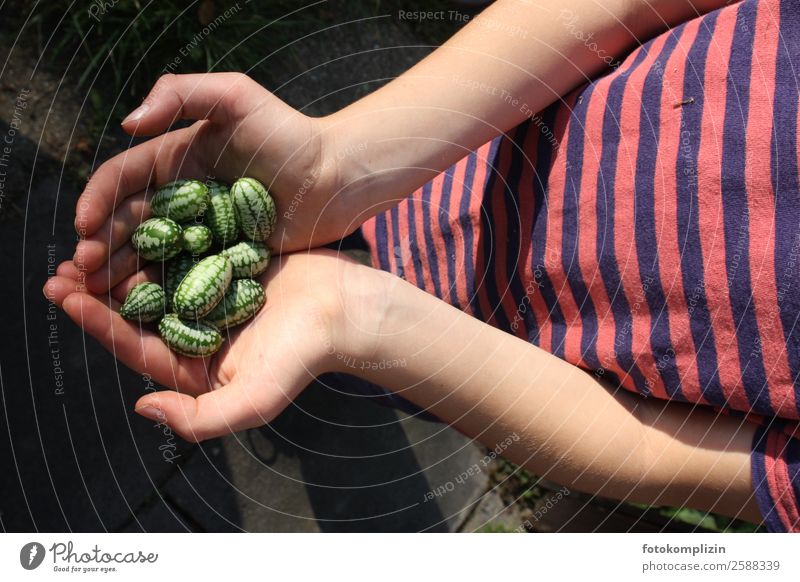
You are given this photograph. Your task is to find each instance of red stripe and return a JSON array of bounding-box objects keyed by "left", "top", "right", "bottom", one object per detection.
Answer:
[
  {"left": 773, "top": 440, "right": 800, "bottom": 531},
  {"left": 613, "top": 33, "right": 670, "bottom": 400},
  {"left": 744, "top": 1, "right": 797, "bottom": 418},
  {"left": 429, "top": 171, "right": 451, "bottom": 302},
  {"left": 491, "top": 131, "right": 528, "bottom": 338},
  {"left": 694, "top": 4, "right": 747, "bottom": 409},
  {"left": 764, "top": 430, "right": 798, "bottom": 531},
  {"left": 653, "top": 17, "right": 705, "bottom": 404}
]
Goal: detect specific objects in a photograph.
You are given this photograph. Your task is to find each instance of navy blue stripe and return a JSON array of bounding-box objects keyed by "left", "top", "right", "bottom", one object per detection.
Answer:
[
  {"left": 462, "top": 149, "right": 482, "bottom": 319},
  {"left": 789, "top": 436, "right": 800, "bottom": 527},
  {"left": 675, "top": 12, "right": 727, "bottom": 406},
  {"left": 721, "top": 0, "right": 773, "bottom": 416},
  {"left": 502, "top": 122, "right": 536, "bottom": 336},
  {"left": 595, "top": 45, "right": 652, "bottom": 394},
  {"left": 420, "top": 180, "right": 443, "bottom": 298},
  {"left": 772, "top": 0, "right": 800, "bottom": 417},
  {"left": 530, "top": 103, "right": 566, "bottom": 355},
  {"left": 477, "top": 131, "right": 514, "bottom": 331},
  {"left": 466, "top": 139, "right": 501, "bottom": 321},
  {"left": 560, "top": 83, "right": 602, "bottom": 372},
  {"left": 390, "top": 205, "right": 405, "bottom": 280},
  {"left": 751, "top": 425, "right": 789, "bottom": 532},
  {"left": 437, "top": 163, "right": 461, "bottom": 308},
  {"left": 374, "top": 213, "right": 390, "bottom": 271},
  {"left": 405, "top": 187, "right": 427, "bottom": 288},
  {"left": 635, "top": 26, "right": 688, "bottom": 400}
]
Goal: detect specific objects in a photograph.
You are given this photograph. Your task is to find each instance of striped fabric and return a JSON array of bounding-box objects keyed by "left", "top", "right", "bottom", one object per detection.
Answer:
[{"left": 361, "top": 0, "right": 800, "bottom": 530}]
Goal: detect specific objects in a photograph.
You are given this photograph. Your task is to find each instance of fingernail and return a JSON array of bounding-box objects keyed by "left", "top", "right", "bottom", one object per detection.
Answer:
[
  {"left": 122, "top": 103, "right": 150, "bottom": 125},
  {"left": 135, "top": 405, "right": 164, "bottom": 422}
]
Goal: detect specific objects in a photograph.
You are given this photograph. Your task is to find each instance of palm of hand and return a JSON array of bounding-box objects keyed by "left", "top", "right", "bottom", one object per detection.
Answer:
[{"left": 48, "top": 251, "right": 344, "bottom": 442}]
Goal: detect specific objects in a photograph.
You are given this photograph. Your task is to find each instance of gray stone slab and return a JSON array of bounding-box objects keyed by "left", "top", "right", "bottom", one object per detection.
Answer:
[
  {"left": 396, "top": 411, "right": 489, "bottom": 531},
  {"left": 0, "top": 62, "right": 192, "bottom": 530},
  {"left": 162, "top": 377, "right": 486, "bottom": 532}
]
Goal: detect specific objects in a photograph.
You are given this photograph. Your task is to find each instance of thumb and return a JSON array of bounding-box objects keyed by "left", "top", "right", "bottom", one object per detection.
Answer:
[
  {"left": 134, "top": 379, "right": 279, "bottom": 443},
  {"left": 121, "top": 72, "right": 257, "bottom": 136}
]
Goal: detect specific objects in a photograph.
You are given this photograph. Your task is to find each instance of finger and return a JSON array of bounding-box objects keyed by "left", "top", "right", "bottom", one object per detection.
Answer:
[
  {"left": 134, "top": 379, "right": 276, "bottom": 443},
  {"left": 43, "top": 275, "right": 87, "bottom": 307},
  {"left": 84, "top": 245, "right": 144, "bottom": 294},
  {"left": 121, "top": 72, "right": 257, "bottom": 136},
  {"left": 49, "top": 261, "right": 162, "bottom": 304},
  {"left": 61, "top": 292, "right": 207, "bottom": 394},
  {"left": 55, "top": 260, "right": 82, "bottom": 280},
  {"left": 75, "top": 125, "right": 202, "bottom": 237},
  {"left": 110, "top": 264, "right": 162, "bottom": 303},
  {"left": 74, "top": 188, "right": 153, "bottom": 274}
]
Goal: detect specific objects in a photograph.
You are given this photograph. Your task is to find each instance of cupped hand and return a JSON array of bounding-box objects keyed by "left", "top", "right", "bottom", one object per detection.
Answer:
[
  {"left": 44, "top": 250, "right": 387, "bottom": 442},
  {"left": 74, "top": 72, "right": 358, "bottom": 294}
]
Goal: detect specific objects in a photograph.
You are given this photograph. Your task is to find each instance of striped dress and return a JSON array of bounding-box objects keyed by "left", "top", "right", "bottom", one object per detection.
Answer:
[{"left": 361, "top": 0, "right": 800, "bottom": 531}]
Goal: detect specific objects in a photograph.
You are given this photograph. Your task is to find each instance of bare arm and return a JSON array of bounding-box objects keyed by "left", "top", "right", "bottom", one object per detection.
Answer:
[
  {"left": 337, "top": 269, "right": 761, "bottom": 524},
  {"left": 322, "top": 0, "right": 732, "bottom": 220},
  {"left": 47, "top": 252, "right": 760, "bottom": 524}
]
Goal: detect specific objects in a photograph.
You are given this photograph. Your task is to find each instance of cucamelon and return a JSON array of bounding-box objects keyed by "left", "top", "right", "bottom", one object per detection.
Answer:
[
  {"left": 220, "top": 241, "right": 271, "bottom": 279},
  {"left": 172, "top": 254, "right": 232, "bottom": 319},
  {"left": 182, "top": 224, "right": 213, "bottom": 254},
  {"left": 119, "top": 282, "right": 165, "bottom": 323},
  {"left": 204, "top": 180, "right": 238, "bottom": 247},
  {"left": 131, "top": 217, "right": 183, "bottom": 261},
  {"left": 159, "top": 314, "right": 223, "bottom": 358},
  {"left": 150, "top": 179, "right": 210, "bottom": 223},
  {"left": 163, "top": 254, "right": 198, "bottom": 310},
  {"left": 203, "top": 279, "right": 266, "bottom": 330},
  {"left": 230, "top": 177, "right": 276, "bottom": 242},
  {"left": 125, "top": 175, "right": 273, "bottom": 357}
]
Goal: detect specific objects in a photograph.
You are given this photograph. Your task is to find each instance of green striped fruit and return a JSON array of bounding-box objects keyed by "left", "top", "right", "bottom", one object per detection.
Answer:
[
  {"left": 159, "top": 314, "right": 223, "bottom": 358},
  {"left": 131, "top": 217, "right": 183, "bottom": 261},
  {"left": 220, "top": 241, "right": 271, "bottom": 279},
  {"left": 119, "top": 282, "right": 165, "bottom": 323},
  {"left": 173, "top": 254, "right": 232, "bottom": 319},
  {"left": 182, "top": 224, "right": 213, "bottom": 254},
  {"left": 163, "top": 254, "right": 199, "bottom": 310},
  {"left": 204, "top": 181, "right": 238, "bottom": 247},
  {"left": 150, "top": 179, "right": 210, "bottom": 223},
  {"left": 231, "top": 177, "right": 276, "bottom": 242},
  {"left": 203, "top": 279, "right": 266, "bottom": 330}
]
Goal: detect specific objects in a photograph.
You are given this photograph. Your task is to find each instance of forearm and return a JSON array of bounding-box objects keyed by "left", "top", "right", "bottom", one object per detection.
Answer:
[
  {"left": 344, "top": 272, "right": 760, "bottom": 523},
  {"left": 322, "top": 0, "right": 729, "bottom": 218}
]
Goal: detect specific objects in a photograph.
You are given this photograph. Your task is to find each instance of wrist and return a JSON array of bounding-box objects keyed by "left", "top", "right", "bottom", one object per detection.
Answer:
[
  {"left": 323, "top": 258, "right": 399, "bottom": 374},
  {"left": 317, "top": 108, "right": 440, "bottom": 224},
  {"left": 316, "top": 112, "right": 381, "bottom": 218}
]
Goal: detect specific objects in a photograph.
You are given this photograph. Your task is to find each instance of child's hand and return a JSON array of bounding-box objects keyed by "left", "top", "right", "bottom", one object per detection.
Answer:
[
  {"left": 73, "top": 73, "right": 356, "bottom": 293},
  {"left": 44, "top": 250, "right": 389, "bottom": 442}
]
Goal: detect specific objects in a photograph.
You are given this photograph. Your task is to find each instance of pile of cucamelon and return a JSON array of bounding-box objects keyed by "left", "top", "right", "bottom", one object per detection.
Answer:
[{"left": 121, "top": 177, "right": 276, "bottom": 358}]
